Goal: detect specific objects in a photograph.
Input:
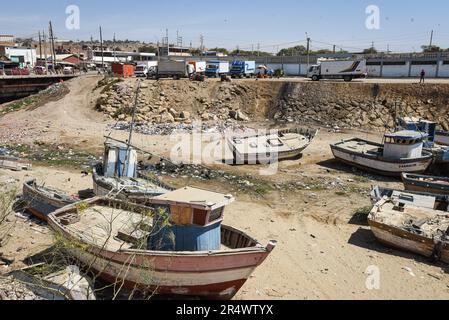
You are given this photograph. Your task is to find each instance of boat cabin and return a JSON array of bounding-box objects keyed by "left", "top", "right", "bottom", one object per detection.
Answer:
[
  {"left": 103, "top": 141, "right": 137, "bottom": 179},
  {"left": 383, "top": 130, "right": 427, "bottom": 160},
  {"left": 148, "top": 187, "right": 235, "bottom": 251}
]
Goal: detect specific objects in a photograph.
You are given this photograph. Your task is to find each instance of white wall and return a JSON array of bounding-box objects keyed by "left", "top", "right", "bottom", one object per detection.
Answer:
[
  {"left": 438, "top": 62, "right": 449, "bottom": 78},
  {"left": 410, "top": 65, "right": 437, "bottom": 78},
  {"left": 382, "top": 64, "right": 410, "bottom": 77},
  {"left": 5, "top": 47, "right": 37, "bottom": 67}
]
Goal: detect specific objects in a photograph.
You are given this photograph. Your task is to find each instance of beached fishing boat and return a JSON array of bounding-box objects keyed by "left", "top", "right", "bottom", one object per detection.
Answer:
[
  {"left": 48, "top": 187, "right": 276, "bottom": 300},
  {"left": 0, "top": 156, "right": 32, "bottom": 171},
  {"left": 368, "top": 187, "right": 449, "bottom": 263},
  {"left": 22, "top": 179, "right": 78, "bottom": 221},
  {"left": 402, "top": 173, "right": 449, "bottom": 195},
  {"left": 436, "top": 130, "right": 449, "bottom": 146},
  {"left": 92, "top": 140, "right": 171, "bottom": 203},
  {"left": 331, "top": 131, "right": 433, "bottom": 176},
  {"left": 227, "top": 127, "right": 318, "bottom": 164},
  {"left": 397, "top": 117, "right": 449, "bottom": 163}
]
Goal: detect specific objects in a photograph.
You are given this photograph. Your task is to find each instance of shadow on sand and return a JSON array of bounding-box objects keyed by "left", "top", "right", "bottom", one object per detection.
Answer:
[{"left": 317, "top": 158, "right": 399, "bottom": 183}]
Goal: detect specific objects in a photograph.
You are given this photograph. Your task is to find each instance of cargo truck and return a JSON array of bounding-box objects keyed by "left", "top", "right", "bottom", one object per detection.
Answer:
[
  {"left": 135, "top": 61, "right": 158, "bottom": 77},
  {"left": 205, "top": 60, "right": 230, "bottom": 77},
  {"left": 230, "top": 60, "right": 256, "bottom": 78},
  {"left": 155, "top": 60, "right": 194, "bottom": 80},
  {"left": 307, "top": 59, "right": 367, "bottom": 82},
  {"left": 188, "top": 61, "right": 207, "bottom": 75}
]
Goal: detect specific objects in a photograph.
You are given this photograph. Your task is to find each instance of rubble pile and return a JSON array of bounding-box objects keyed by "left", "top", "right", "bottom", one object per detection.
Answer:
[
  {"left": 0, "top": 277, "right": 41, "bottom": 300},
  {"left": 97, "top": 78, "right": 449, "bottom": 131},
  {"left": 95, "top": 79, "right": 257, "bottom": 124},
  {"left": 273, "top": 82, "right": 449, "bottom": 130},
  {"left": 110, "top": 120, "right": 252, "bottom": 136}
]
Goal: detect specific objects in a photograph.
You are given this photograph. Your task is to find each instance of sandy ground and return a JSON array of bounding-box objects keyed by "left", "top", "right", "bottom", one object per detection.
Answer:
[{"left": 1, "top": 75, "right": 449, "bottom": 300}]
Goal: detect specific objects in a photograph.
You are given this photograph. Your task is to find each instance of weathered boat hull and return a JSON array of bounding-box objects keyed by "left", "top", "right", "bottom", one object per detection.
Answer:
[
  {"left": 0, "top": 156, "right": 32, "bottom": 171},
  {"left": 331, "top": 146, "right": 433, "bottom": 177},
  {"left": 22, "top": 180, "right": 76, "bottom": 221},
  {"left": 48, "top": 199, "right": 276, "bottom": 300},
  {"left": 368, "top": 219, "right": 449, "bottom": 264},
  {"left": 228, "top": 127, "right": 318, "bottom": 165},
  {"left": 402, "top": 173, "right": 449, "bottom": 195},
  {"left": 435, "top": 131, "right": 449, "bottom": 146},
  {"left": 92, "top": 167, "right": 172, "bottom": 204}
]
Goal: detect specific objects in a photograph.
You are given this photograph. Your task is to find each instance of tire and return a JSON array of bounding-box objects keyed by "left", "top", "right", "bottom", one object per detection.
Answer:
[
  {"left": 343, "top": 76, "right": 352, "bottom": 82},
  {"left": 312, "top": 75, "right": 319, "bottom": 81}
]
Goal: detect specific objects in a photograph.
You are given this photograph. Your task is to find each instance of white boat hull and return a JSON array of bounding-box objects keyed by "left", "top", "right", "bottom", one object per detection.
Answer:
[{"left": 332, "top": 148, "right": 432, "bottom": 176}]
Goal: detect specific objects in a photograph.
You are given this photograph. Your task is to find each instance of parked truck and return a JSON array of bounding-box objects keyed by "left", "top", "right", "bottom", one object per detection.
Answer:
[
  {"left": 135, "top": 61, "right": 158, "bottom": 77},
  {"left": 205, "top": 60, "right": 230, "bottom": 77},
  {"left": 230, "top": 60, "right": 256, "bottom": 78},
  {"left": 155, "top": 60, "right": 194, "bottom": 80},
  {"left": 188, "top": 61, "right": 207, "bottom": 75},
  {"left": 307, "top": 59, "right": 367, "bottom": 82}
]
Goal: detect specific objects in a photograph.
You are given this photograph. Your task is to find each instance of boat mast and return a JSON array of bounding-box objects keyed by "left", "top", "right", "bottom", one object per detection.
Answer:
[{"left": 122, "top": 80, "right": 141, "bottom": 177}]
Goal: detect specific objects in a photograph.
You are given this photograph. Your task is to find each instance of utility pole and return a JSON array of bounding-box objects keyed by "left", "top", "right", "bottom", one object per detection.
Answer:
[
  {"left": 49, "top": 21, "right": 57, "bottom": 72},
  {"left": 43, "top": 30, "right": 48, "bottom": 71},
  {"left": 99, "top": 26, "right": 104, "bottom": 69},
  {"left": 200, "top": 34, "right": 204, "bottom": 56},
  {"left": 257, "top": 43, "right": 260, "bottom": 56},
  {"left": 38, "top": 31, "right": 42, "bottom": 60},
  {"left": 429, "top": 30, "right": 434, "bottom": 48},
  {"left": 333, "top": 45, "right": 336, "bottom": 54},
  {"left": 113, "top": 32, "right": 116, "bottom": 62},
  {"left": 166, "top": 28, "right": 169, "bottom": 57},
  {"left": 306, "top": 34, "right": 311, "bottom": 72}
]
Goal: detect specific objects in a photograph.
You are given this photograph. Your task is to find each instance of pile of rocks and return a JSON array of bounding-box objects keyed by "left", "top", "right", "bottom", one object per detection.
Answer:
[
  {"left": 96, "top": 80, "right": 251, "bottom": 124},
  {"left": 272, "top": 82, "right": 449, "bottom": 131},
  {"left": 0, "top": 277, "right": 41, "bottom": 300}
]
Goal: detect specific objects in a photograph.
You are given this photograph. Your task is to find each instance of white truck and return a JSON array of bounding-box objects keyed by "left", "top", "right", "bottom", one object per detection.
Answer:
[
  {"left": 308, "top": 59, "right": 367, "bottom": 82},
  {"left": 135, "top": 61, "right": 158, "bottom": 77},
  {"left": 155, "top": 60, "right": 194, "bottom": 80},
  {"left": 188, "top": 61, "right": 207, "bottom": 74}
]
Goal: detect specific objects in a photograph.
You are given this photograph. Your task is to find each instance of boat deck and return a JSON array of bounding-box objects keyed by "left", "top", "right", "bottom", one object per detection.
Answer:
[
  {"left": 62, "top": 205, "right": 235, "bottom": 252},
  {"left": 230, "top": 132, "right": 310, "bottom": 156},
  {"left": 372, "top": 201, "right": 449, "bottom": 238},
  {"left": 65, "top": 205, "right": 149, "bottom": 252},
  {"left": 333, "top": 139, "right": 381, "bottom": 155},
  {"left": 97, "top": 176, "right": 168, "bottom": 195}
]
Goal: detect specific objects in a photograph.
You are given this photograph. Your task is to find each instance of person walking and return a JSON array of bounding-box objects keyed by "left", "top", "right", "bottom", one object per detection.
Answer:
[{"left": 420, "top": 69, "right": 426, "bottom": 84}]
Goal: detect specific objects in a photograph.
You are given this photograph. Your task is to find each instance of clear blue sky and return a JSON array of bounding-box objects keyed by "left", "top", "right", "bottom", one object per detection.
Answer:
[{"left": 2, "top": 0, "right": 449, "bottom": 53}]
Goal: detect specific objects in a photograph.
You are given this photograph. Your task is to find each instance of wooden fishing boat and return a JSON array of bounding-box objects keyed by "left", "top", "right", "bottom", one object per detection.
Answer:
[
  {"left": 368, "top": 188, "right": 449, "bottom": 263},
  {"left": 0, "top": 156, "right": 32, "bottom": 171},
  {"left": 227, "top": 127, "right": 318, "bottom": 164},
  {"left": 92, "top": 140, "right": 172, "bottom": 204},
  {"left": 48, "top": 188, "right": 276, "bottom": 300},
  {"left": 331, "top": 131, "right": 433, "bottom": 177},
  {"left": 402, "top": 173, "right": 449, "bottom": 195},
  {"left": 436, "top": 130, "right": 449, "bottom": 146},
  {"left": 22, "top": 179, "right": 78, "bottom": 221}
]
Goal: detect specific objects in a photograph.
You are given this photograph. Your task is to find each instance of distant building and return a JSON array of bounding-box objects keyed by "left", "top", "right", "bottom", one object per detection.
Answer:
[
  {"left": 203, "top": 51, "right": 228, "bottom": 57},
  {"left": 0, "top": 46, "right": 37, "bottom": 67},
  {"left": 159, "top": 45, "right": 192, "bottom": 57},
  {"left": 89, "top": 50, "right": 156, "bottom": 66},
  {"left": 0, "top": 35, "right": 15, "bottom": 46}
]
